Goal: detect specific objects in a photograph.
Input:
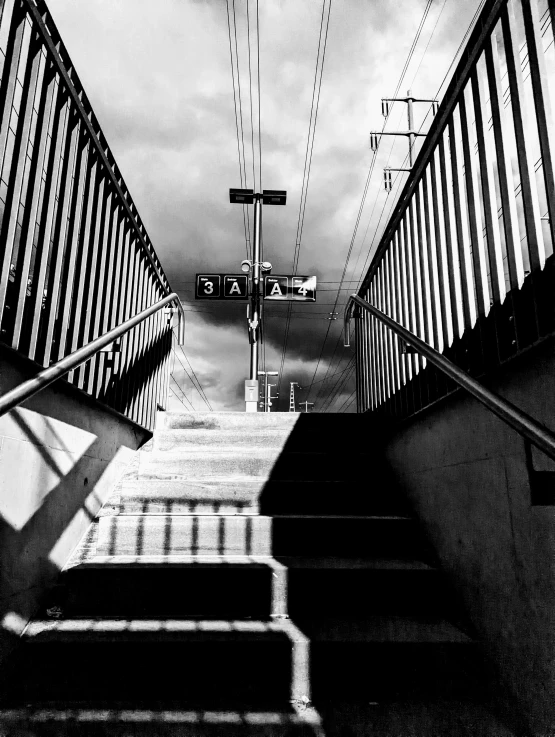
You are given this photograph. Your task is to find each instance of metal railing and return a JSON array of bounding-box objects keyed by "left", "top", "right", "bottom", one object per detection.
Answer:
[
  {"left": 0, "top": 0, "right": 178, "bottom": 429},
  {"left": 345, "top": 294, "right": 555, "bottom": 462},
  {"left": 354, "top": 0, "right": 555, "bottom": 418},
  {"left": 0, "top": 292, "right": 184, "bottom": 418}
]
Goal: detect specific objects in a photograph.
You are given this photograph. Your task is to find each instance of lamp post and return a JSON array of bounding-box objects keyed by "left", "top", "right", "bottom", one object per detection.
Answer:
[{"left": 229, "top": 188, "right": 286, "bottom": 412}]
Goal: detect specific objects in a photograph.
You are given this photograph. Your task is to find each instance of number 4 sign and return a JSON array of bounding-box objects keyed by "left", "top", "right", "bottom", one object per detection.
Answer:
[{"left": 263, "top": 275, "right": 317, "bottom": 302}]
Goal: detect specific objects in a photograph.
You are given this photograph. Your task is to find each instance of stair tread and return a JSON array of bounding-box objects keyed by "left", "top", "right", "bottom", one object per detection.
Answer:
[
  {"left": 64, "top": 554, "right": 431, "bottom": 570},
  {"left": 0, "top": 707, "right": 321, "bottom": 727},
  {"left": 24, "top": 615, "right": 472, "bottom": 644}
]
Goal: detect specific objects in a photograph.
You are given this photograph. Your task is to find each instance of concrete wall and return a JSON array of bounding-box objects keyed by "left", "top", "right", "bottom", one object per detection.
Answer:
[
  {"left": 381, "top": 337, "right": 555, "bottom": 736},
  {"left": 0, "top": 346, "right": 149, "bottom": 669}
]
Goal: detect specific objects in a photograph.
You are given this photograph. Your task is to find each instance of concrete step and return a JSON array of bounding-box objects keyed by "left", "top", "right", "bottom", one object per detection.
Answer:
[
  {"left": 286, "top": 567, "right": 458, "bottom": 619},
  {"left": 48, "top": 560, "right": 275, "bottom": 619},
  {"left": 95, "top": 515, "right": 431, "bottom": 560},
  {"left": 4, "top": 619, "right": 293, "bottom": 708},
  {"left": 139, "top": 451, "right": 378, "bottom": 482},
  {"left": 0, "top": 708, "right": 323, "bottom": 737},
  {"left": 163, "top": 412, "right": 303, "bottom": 431},
  {"left": 50, "top": 558, "right": 455, "bottom": 621},
  {"left": 153, "top": 428, "right": 292, "bottom": 452},
  {"left": 5, "top": 616, "right": 483, "bottom": 706},
  {"left": 104, "top": 479, "right": 410, "bottom": 517}
]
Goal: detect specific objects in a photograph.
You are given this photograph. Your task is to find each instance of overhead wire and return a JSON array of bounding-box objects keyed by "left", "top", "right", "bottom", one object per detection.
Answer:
[
  {"left": 309, "top": 0, "right": 435, "bottom": 409},
  {"left": 276, "top": 0, "right": 332, "bottom": 402},
  {"left": 171, "top": 329, "right": 214, "bottom": 411},
  {"left": 226, "top": 0, "right": 252, "bottom": 260}
]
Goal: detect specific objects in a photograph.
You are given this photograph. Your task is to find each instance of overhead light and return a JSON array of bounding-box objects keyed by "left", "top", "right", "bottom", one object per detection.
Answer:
[
  {"left": 262, "top": 189, "right": 287, "bottom": 206},
  {"left": 260, "top": 261, "right": 272, "bottom": 272},
  {"left": 230, "top": 188, "right": 254, "bottom": 204},
  {"left": 241, "top": 260, "right": 252, "bottom": 273}
]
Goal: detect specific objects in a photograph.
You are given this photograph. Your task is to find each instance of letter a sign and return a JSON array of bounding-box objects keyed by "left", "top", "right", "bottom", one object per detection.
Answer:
[{"left": 264, "top": 276, "right": 288, "bottom": 300}]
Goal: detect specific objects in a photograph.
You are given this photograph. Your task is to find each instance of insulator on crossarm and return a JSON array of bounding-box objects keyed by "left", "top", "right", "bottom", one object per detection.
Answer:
[
  {"left": 381, "top": 100, "right": 389, "bottom": 117},
  {"left": 370, "top": 133, "right": 379, "bottom": 151},
  {"left": 384, "top": 169, "right": 392, "bottom": 192}
]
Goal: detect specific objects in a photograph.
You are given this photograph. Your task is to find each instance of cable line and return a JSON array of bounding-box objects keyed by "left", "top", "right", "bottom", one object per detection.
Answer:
[
  {"left": 276, "top": 0, "right": 332, "bottom": 400},
  {"left": 226, "top": 0, "right": 252, "bottom": 260}
]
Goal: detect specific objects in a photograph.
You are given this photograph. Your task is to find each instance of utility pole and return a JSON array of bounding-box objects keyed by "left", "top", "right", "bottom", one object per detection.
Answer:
[
  {"left": 369, "top": 90, "right": 438, "bottom": 191},
  {"left": 258, "top": 370, "right": 278, "bottom": 412},
  {"left": 229, "top": 189, "right": 286, "bottom": 412},
  {"left": 289, "top": 382, "right": 300, "bottom": 412},
  {"left": 298, "top": 401, "right": 314, "bottom": 413}
]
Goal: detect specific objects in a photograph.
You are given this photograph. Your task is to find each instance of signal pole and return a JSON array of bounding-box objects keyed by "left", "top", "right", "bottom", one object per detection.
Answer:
[{"left": 229, "top": 189, "right": 286, "bottom": 412}]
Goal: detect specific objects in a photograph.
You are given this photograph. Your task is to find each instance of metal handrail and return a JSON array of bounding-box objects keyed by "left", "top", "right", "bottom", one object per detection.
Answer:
[
  {"left": 344, "top": 294, "right": 555, "bottom": 463},
  {"left": 0, "top": 294, "right": 185, "bottom": 419}
]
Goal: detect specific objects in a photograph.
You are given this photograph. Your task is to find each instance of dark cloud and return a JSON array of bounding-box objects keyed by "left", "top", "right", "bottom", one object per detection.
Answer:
[{"left": 48, "top": 0, "right": 483, "bottom": 412}]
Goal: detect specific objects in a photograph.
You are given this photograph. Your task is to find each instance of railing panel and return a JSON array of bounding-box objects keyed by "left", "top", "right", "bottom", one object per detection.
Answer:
[
  {"left": 355, "top": 0, "right": 555, "bottom": 419},
  {"left": 0, "top": 0, "right": 177, "bottom": 429}
]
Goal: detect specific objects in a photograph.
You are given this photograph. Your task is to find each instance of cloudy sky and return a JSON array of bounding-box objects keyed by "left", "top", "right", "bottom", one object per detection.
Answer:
[{"left": 47, "top": 0, "right": 483, "bottom": 413}]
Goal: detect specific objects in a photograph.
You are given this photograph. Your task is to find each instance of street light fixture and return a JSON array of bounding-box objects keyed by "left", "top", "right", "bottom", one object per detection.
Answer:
[{"left": 229, "top": 188, "right": 286, "bottom": 412}]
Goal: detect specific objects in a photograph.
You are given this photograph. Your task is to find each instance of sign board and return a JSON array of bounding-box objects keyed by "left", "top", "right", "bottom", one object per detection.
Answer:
[
  {"left": 263, "top": 275, "right": 317, "bottom": 302},
  {"left": 196, "top": 274, "right": 248, "bottom": 300}
]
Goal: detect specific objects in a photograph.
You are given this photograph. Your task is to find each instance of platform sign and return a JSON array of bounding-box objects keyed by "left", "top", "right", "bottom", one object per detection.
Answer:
[
  {"left": 196, "top": 274, "right": 248, "bottom": 300},
  {"left": 224, "top": 275, "right": 248, "bottom": 299},
  {"left": 263, "top": 275, "right": 317, "bottom": 302}
]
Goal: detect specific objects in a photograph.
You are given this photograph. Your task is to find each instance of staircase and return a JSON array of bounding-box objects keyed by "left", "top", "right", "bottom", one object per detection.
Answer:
[{"left": 0, "top": 411, "right": 514, "bottom": 736}]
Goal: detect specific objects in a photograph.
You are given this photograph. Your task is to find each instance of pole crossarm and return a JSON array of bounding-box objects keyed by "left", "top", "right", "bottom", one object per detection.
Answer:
[
  {"left": 344, "top": 294, "right": 555, "bottom": 463},
  {"left": 0, "top": 294, "right": 185, "bottom": 419},
  {"left": 370, "top": 131, "right": 428, "bottom": 137}
]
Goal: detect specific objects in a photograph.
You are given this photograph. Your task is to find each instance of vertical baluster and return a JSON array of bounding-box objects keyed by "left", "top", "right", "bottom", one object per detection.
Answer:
[
  {"left": 485, "top": 34, "right": 524, "bottom": 293},
  {"left": 459, "top": 88, "right": 491, "bottom": 321},
  {"left": 0, "top": 25, "right": 39, "bottom": 322},
  {"left": 384, "top": 249, "right": 398, "bottom": 416},
  {"left": 11, "top": 49, "right": 51, "bottom": 350},
  {"left": 521, "top": 0, "right": 555, "bottom": 245},
  {"left": 392, "top": 231, "right": 406, "bottom": 394},
  {"left": 502, "top": 4, "right": 545, "bottom": 274},
  {"left": 378, "top": 269, "right": 388, "bottom": 407},
  {"left": 141, "top": 273, "right": 157, "bottom": 427},
  {"left": 125, "top": 251, "right": 146, "bottom": 421},
  {"left": 92, "top": 203, "right": 120, "bottom": 398},
  {"left": 471, "top": 65, "right": 506, "bottom": 307},
  {"left": 439, "top": 132, "right": 465, "bottom": 340},
  {"left": 100, "top": 213, "right": 125, "bottom": 401},
  {"left": 78, "top": 176, "right": 107, "bottom": 388},
  {"left": 28, "top": 89, "right": 68, "bottom": 361},
  {"left": 354, "top": 311, "right": 361, "bottom": 413},
  {"left": 430, "top": 148, "right": 453, "bottom": 349},
  {"left": 83, "top": 186, "right": 112, "bottom": 393},
  {"left": 42, "top": 113, "right": 80, "bottom": 367},
  {"left": 422, "top": 167, "right": 442, "bottom": 350},
  {"left": 115, "top": 229, "right": 136, "bottom": 413},
  {"left": 405, "top": 206, "right": 422, "bottom": 412},
  {"left": 53, "top": 132, "right": 90, "bottom": 363},
  {"left": 369, "top": 282, "right": 380, "bottom": 410},
  {"left": 0, "top": 6, "right": 26, "bottom": 201},
  {"left": 415, "top": 182, "right": 434, "bottom": 348},
  {"left": 363, "top": 287, "right": 373, "bottom": 412},
  {"left": 66, "top": 153, "right": 97, "bottom": 382},
  {"left": 399, "top": 218, "right": 414, "bottom": 413},
  {"left": 448, "top": 114, "right": 478, "bottom": 331}
]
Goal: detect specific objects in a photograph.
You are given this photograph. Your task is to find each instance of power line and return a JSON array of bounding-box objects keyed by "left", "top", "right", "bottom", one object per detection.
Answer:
[
  {"left": 226, "top": 0, "right": 251, "bottom": 260},
  {"left": 276, "top": 0, "right": 332, "bottom": 401},
  {"left": 171, "top": 329, "right": 214, "bottom": 411}
]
